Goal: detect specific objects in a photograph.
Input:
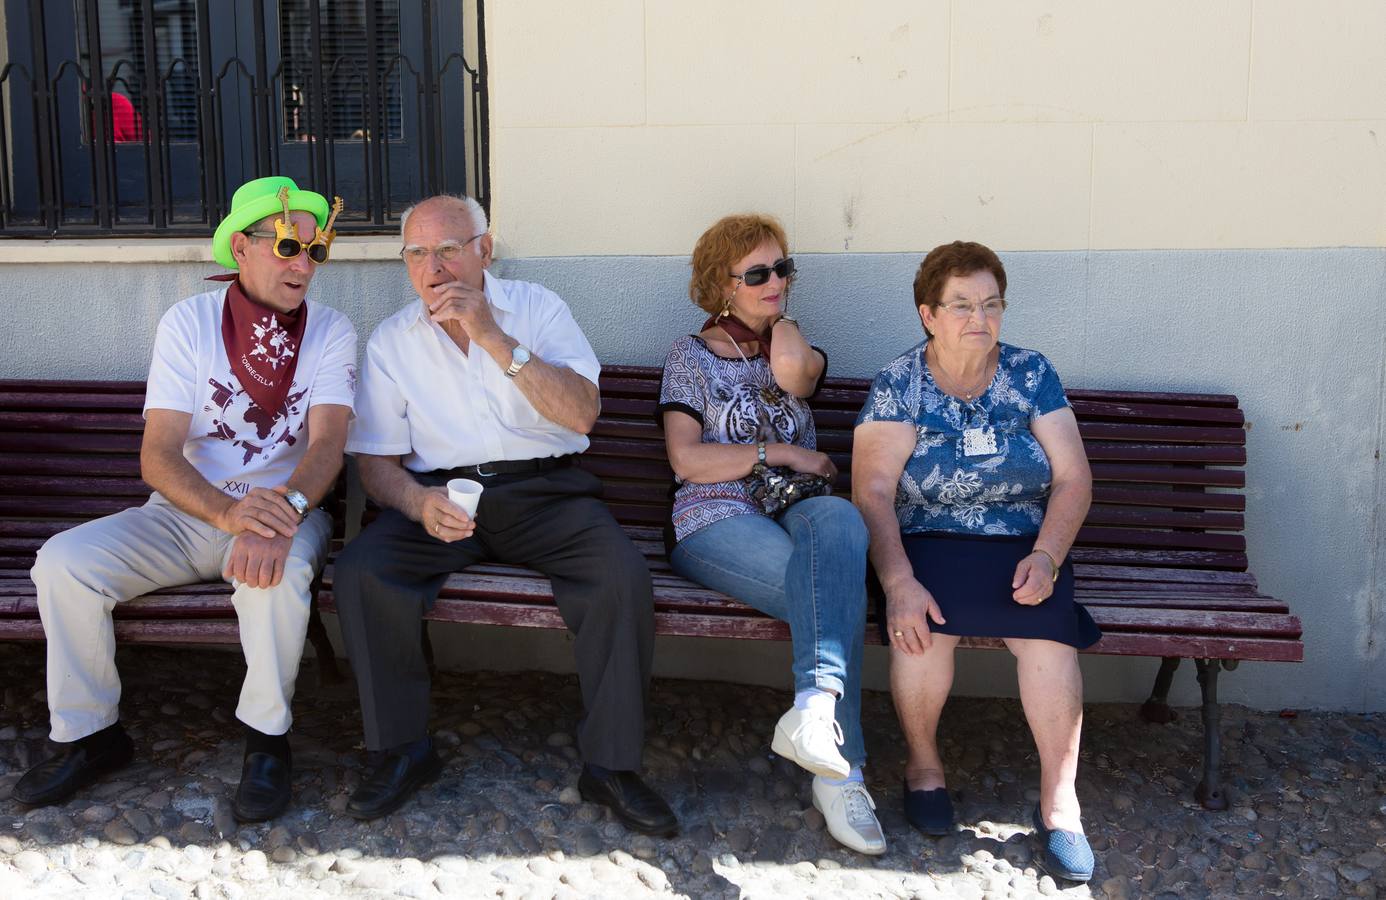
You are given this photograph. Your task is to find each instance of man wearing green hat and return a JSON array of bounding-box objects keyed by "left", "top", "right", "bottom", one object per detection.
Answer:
[{"left": 16, "top": 176, "right": 357, "bottom": 823}]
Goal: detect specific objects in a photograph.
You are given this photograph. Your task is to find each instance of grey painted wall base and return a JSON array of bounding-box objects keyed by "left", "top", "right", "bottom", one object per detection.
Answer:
[
  {"left": 1, "top": 248, "right": 1382, "bottom": 713},
  {"left": 313, "top": 617, "right": 1185, "bottom": 706}
]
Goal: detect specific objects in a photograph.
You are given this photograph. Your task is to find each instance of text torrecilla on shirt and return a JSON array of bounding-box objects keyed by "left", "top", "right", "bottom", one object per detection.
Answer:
[
  {"left": 219, "top": 279, "right": 308, "bottom": 419},
  {"left": 703, "top": 313, "right": 774, "bottom": 355}
]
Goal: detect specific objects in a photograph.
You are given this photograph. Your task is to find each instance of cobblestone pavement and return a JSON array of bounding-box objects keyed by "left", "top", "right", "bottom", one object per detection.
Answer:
[{"left": 0, "top": 643, "right": 1382, "bottom": 898}]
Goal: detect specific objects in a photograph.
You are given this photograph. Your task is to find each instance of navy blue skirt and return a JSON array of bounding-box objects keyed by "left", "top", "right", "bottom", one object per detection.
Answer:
[{"left": 876, "top": 532, "right": 1101, "bottom": 649}]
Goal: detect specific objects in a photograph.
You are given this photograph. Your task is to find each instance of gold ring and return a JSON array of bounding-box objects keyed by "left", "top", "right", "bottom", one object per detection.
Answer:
[{"left": 893, "top": 629, "right": 904, "bottom": 637}]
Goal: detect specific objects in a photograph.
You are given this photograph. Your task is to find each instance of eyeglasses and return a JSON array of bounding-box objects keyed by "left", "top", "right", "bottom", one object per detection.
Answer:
[
  {"left": 732, "top": 257, "right": 796, "bottom": 287},
  {"left": 244, "top": 192, "right": 343, "bottom": 265},
  {"left": 939, "top": 298, "right": 1007, "bottom": 319},
  {"left": 400, "top": 233, "right": 486, "bottom": 266}
]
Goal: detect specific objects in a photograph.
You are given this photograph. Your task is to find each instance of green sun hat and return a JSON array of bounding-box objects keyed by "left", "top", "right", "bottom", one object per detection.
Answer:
[{"left": 212, "top": 176, "right": 330, "bottom": 270}]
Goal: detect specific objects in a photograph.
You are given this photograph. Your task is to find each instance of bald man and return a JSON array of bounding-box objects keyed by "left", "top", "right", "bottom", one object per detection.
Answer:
[{"left": 333, "top": 195, "right": 677, "bottom": 838}]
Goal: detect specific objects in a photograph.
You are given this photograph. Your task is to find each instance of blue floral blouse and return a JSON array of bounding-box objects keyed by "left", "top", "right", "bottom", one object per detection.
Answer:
[{"left": 856, "top": 340, "right": 1071, "bottom": 536}]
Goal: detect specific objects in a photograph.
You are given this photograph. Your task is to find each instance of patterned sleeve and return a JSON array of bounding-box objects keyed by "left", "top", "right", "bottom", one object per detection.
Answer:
[
  {"left": 1030, "top": 353, "right": 1071, "bottom": 419},
  {"left": 855, "top": 353, "right": 918, "bottom": 427},
  {"left": 657, "top": 337, "right": 707, "bottom": 427}
]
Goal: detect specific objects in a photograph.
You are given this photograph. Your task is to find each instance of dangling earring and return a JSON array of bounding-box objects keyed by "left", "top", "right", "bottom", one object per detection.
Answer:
[{"left": 717, "top": 294, "right": 734, "bottom": 320}]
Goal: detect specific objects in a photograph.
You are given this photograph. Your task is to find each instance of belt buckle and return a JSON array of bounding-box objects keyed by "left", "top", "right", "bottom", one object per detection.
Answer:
[{"left": 472, "top": 462, "right": 499, "bottom": 478}]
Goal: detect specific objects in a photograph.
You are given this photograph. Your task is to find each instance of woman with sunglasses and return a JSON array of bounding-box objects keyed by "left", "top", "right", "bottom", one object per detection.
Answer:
[
  {"left": 852, "top": 241, "right": 1098, "bottom": 883},
  {"left": 657, "top": 214, "right": 884, "bottom": 856}
]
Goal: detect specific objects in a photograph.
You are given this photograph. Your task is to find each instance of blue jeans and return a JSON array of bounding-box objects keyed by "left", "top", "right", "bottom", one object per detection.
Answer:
[{"left": 670, "top": 495, "right": 869, "bottom": 765}]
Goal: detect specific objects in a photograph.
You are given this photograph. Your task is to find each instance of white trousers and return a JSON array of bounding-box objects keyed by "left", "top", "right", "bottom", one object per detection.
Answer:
[{"left": 30, "top": 494, "right": 331, "bottom": 742}]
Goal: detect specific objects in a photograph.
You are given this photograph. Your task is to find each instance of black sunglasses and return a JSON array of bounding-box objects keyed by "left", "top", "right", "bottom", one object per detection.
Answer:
[{"left": 732, "top": 257, "right": 796, "bottom": 287}]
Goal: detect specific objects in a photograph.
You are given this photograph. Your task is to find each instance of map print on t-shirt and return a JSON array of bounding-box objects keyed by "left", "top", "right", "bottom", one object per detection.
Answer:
[
  {"left": 206, "top": 376, "right": 306, "bottom": 465},
  {"left": 248, "top": 315, "right": 297, "bottom": 370}
]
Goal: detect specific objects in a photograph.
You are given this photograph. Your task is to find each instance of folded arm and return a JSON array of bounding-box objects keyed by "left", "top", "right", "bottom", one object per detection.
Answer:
[
  {"left": 662, "top": 410, "right": 836, "bottom": 483},
  {"left": 767, "top": 319, "right": 825, "bottom": 398}
]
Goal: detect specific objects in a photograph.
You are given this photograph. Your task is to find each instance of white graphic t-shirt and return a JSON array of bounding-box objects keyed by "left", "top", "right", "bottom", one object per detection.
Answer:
[{"left": 143, "top": 287, "right": 358, "bottom": 497}]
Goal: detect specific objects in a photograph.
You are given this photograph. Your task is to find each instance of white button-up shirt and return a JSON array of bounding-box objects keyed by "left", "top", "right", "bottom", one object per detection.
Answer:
[{"left": 347, "top": 270, "right": 601, "bottom": 472}]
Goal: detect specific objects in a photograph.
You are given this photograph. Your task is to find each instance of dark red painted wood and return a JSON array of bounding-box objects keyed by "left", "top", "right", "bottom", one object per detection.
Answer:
[
  {"left": 0, "top": 391, "right": 146, "bottom": 410},
  {"left": 1088, "top": 463, "right": 1244, "bottom": 488},
  {"left": 1090, "top": 487, "right": 1245, "bottom": 511},
  {"left": 0, "top": 476, "right": 152, "bottom": 497},
  {"left": 0, "top": 411, "right": 145, "bottom": 432},
  {"left": 0, "top": 433, "right": 141, "bottom": 454},
  {"left": 1067, "top": 399, "right": 1245, "bottom": 425},
  {"left": 0, "top": 453, "right": 143, "bottom": 477}
]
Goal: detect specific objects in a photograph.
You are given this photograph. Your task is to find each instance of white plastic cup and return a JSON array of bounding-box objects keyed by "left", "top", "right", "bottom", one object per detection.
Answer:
[{"left": 445, "top": 478, "right": 484, "bottom": 517}]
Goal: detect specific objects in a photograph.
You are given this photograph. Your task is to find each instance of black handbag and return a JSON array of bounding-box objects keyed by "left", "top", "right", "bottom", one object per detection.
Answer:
[{"left": 743, "top": 463, "right": 832, "bottom": 516}]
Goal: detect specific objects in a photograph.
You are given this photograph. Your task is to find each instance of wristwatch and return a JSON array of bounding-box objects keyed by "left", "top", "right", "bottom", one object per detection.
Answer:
[
  {"left": 284, "top": 489, "right": 311, "bottom": 522},
  {"left": 506, "top": 345, "right": 532, "bottom": 378}
]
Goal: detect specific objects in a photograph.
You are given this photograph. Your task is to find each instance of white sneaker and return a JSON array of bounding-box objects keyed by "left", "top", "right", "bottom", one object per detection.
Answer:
[
  {"left": 812, "top": 777, "right": 887, "bottom": 855},
  {"left": 771, "top": 707, "right": 850, "bottom": 778}
]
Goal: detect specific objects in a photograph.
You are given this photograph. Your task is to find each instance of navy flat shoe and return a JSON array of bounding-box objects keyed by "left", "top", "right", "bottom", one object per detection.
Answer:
[
  {"left": 1032, "top": 803, "right": 1094, "bottom": 883},
  {"left": 902, "top": 782, "right": 953, "bottom": 835}
]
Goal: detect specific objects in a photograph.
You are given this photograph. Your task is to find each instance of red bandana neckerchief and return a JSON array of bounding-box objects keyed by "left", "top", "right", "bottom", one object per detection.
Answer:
[
  {"left": 701, "top": 313, "right": 774, "bottom": 355},
  {"left": 213, "top": 276, "right": 308, "bottom": 416}
]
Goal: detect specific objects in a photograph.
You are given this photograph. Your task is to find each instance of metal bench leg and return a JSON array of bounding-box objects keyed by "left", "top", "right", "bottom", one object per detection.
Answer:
[
  {"left": 307, "top": 570, "right": 344, "bottom": 685},
  {"left": 1140, "top": 656, "right": 1182, "bottom": 723},
  {"left": 1193, "top": 658, "right": 1229, "bottom": 810}
]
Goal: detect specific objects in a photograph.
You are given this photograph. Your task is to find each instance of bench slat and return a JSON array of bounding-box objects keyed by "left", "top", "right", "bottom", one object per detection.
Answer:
[
  {"left": 1088, "top": 463, "right": 1244, "bottom": 488},
  {"left": 1080, "top": 442, "right": 1246, "bottom": 464},
  {"left": 0, "top": 432, "right": 141, "bottom": 454},
  {"left": 1089, "top": 487, "right": 1244, "bottom": 511},
  {"left": 1084, "top": 506, "right": 1243, "bottom": 531},
  {"left": 0, "top": 619, "right": 242, "bottom": 642},
  {"left": 0, "top": 453, "right": 142, "bottom": 477},
  {"left": 1067, "top": 398, "right": 1245, "bottom": 426},
  {"left": 0, "top": 475, "right": 152, "bottom": 498},
  {"left": 1075, "top": 526, "right": 1245, "bottom": 552},
  {"left": 0, "top": 411, "right": 145, "bottom": 433},
  {"left": 0, "top": 391, "right": 146, "bottom": 411}
]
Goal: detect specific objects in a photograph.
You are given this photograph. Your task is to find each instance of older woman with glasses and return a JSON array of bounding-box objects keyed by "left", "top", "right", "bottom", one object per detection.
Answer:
[
  {"left": 852, "top": 241, "right": 1099, "bottom": 883},
  {"left": 657, "top": 214, "right": 884, "bottom": 855}
]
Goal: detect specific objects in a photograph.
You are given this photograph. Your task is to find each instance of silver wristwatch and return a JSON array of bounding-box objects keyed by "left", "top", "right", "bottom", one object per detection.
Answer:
[
  {"left": 506, "top": 345, "right": 532, "bottom": 378},
  {"left": 283, "top": 489, "right": 311, "bottom": 521}
]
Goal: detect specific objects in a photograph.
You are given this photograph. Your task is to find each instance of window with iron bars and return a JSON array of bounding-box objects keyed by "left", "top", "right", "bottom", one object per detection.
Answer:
[{"left": 0, "top": 0, "right": 488, "bottom": 237}]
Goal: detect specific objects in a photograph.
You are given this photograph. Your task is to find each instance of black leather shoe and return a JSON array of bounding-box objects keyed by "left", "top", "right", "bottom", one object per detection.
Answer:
[
  {"left": 578, "top": 767, "right": 679, "bottom": 837},
  {"left": 13, "top": 727, "right": 134, "bottom": 807},
  {"left": 346, "top": 745, "right": 443, "bottom": 820},
  {"left": 232, "top": 752, "right": 292, "bottom": 823}
]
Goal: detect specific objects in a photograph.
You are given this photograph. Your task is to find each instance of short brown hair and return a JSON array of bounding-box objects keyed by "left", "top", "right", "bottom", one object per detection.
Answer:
[
  {"left": 689, "top": 214, "right": 790, "bottom": 315},
  {"left": 913, "top": 241, "right": 1007, "bottom": 312}
]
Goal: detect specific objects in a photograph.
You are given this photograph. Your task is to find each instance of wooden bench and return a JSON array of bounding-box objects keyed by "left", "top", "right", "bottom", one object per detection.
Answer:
[
  {"left": 0, "top": 370, "right": 1302, "bottom": 810},
  {"left": 0, "top": 380, "right": 343, "bottom": 669}
]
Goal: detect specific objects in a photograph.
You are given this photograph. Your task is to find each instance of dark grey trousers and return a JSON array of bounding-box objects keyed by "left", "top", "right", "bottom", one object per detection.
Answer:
[{"left": 333, "top": 465, "right": 654, "bottom": 770}]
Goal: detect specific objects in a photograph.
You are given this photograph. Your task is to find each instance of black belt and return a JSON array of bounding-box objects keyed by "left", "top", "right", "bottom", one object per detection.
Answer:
[{"left": 441, "top": 455, "right": 573, "bottom": 480}]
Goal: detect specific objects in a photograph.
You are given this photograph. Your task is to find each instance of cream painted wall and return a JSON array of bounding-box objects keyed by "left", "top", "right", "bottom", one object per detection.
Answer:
[{"left": 486, "top": 0, "right": 1386, "bottom": 256}]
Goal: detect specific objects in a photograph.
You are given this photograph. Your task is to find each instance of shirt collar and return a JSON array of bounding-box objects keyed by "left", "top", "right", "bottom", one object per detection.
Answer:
[{"left": 406, "top": 268, "right": 510, "bottom": 330}]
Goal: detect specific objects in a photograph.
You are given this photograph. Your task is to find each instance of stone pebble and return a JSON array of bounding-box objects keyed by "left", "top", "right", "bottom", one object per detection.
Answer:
[{"left": 1, "top": 643, "right": 1384, "bottom": 897}]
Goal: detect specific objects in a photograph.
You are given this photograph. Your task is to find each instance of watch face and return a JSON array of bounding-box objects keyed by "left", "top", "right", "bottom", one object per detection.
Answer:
[{"left": 513, "top": 346, "right": 531, "bottom": 364}]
